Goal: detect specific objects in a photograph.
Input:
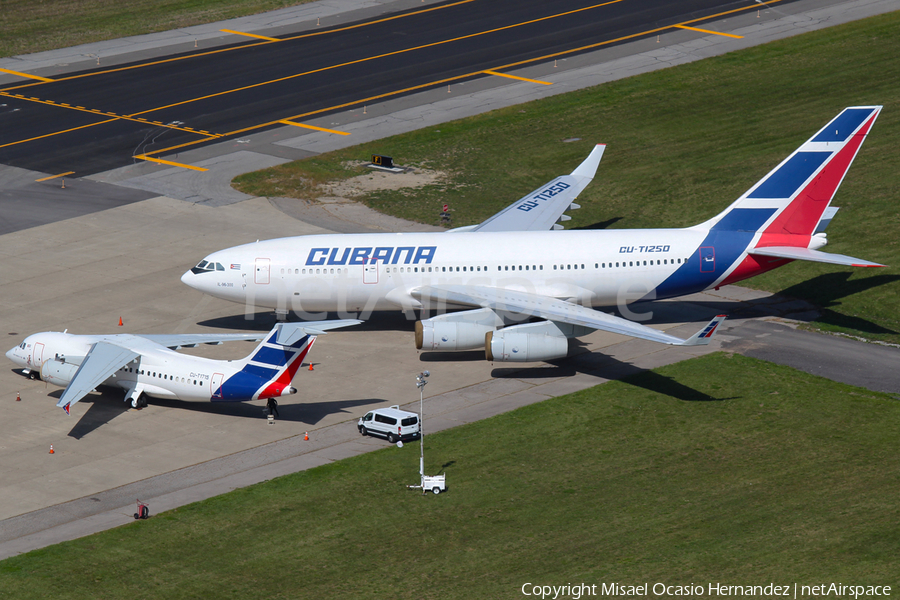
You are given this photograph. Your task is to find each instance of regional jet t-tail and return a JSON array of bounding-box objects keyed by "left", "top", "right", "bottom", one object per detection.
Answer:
[{"left": 182, "top": 107, "right": 883, "bottom": 363}]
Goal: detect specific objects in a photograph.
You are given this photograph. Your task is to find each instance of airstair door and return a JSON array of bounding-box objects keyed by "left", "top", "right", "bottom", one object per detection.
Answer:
[{"left": 255, "top": 258, "right": 270, "bottom": 284}]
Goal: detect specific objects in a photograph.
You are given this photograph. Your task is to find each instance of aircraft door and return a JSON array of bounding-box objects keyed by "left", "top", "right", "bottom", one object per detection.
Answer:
[
  {"left": 211, "top": 373, "right": 224, "bottom": 399},
  {"left": 699, "top": 246, "right": 715, "bottom": 273},
  {"left": 255, "top": 258, "right": 270, "bottom": 284},
  {"left": 363, "top": 258, "right": 379, "bottom": 285},
  {"left": 31, "top": 342, "right": 44, "bottom": 368}
]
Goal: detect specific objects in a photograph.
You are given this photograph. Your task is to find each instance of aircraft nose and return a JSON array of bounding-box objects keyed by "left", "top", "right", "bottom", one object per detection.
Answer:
[
  {"left": 6, "top": 346, "right": 19, "bottom": 364},
  {"left": 181, "top": 269, "right": 197, "bottom": 288}
]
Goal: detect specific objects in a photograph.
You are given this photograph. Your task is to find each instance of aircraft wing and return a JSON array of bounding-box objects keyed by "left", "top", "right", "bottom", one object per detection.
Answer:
[
  {"left": 56, "top": 342, "right": 140, "bottom": 412},
  {"left": 461, "top": 144, "right": 605, "bottom": 232},
  {"left": 414, "top": 284, "right": 724, "bottom": 346},
  {"left": 139, "top": 332, "right": 266, "bottom": 349}
]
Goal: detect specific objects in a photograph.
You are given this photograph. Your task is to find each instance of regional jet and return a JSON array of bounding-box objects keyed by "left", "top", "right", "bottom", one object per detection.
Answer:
[
  {"left": 182, "top": 106, "right": 883, "bottom": 363},
  {"left": 6, "top": 320, "right": 360, "bottom": 413}
]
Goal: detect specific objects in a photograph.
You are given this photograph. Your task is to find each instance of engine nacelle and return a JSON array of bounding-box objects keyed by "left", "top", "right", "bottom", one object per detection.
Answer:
[
  {"left": 40, "top": 359, "right": 80, "bottom": 388},
  {"left": 485, "top": 325, "right": 569, "bottom": 362},
  {"left": 416, "top": 308, "right": 504, "bottom": 351}
]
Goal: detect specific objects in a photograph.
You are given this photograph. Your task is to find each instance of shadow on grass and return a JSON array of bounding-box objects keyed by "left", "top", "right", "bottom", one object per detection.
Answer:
[
  {"left": 621, "top": 370, "right": 735, "bottom": 402},
  {"left": 778, "top": 271, "right": 900, "bottom": 335},
  {"left": 573, "top": 216, "right": 624, "bottom": 230},
  {"left": 490, "top": 349, "right": 731, "bottom": 401}
]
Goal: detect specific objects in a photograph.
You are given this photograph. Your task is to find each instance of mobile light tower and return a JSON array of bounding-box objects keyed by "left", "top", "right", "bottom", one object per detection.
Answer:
[{"left": 408, "top": 370, "right": 446, "bottom": 494}]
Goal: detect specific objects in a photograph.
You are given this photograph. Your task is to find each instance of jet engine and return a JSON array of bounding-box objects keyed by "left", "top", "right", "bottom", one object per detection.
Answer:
[
  {"left": 485, "top": 321, "right": 586, "bottom": 362},
  {"left": 40, "top": 358, "right": 80, "bottom": 387},
  {"left": 416, "top": 308, "right": 505, "bottom": 351}
]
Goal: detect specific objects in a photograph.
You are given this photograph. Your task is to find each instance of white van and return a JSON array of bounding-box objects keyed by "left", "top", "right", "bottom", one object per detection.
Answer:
[{"left": 358, "top": 405, "right": 420, "bottom": 443}]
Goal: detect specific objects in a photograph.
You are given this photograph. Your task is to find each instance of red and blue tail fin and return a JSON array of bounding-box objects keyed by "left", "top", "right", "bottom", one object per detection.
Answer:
[
  {"left": 702, "top": 105, "right": 881, "bottom": 239},
  {"left": 654, "top": 107, "right": 883, "bottom": 299},
  {"left": 213, "top": 319, "right": 361, "bottom": 401}
]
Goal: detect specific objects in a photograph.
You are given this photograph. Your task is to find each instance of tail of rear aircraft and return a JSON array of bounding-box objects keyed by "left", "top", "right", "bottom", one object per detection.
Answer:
[
  {"left": 655, "top": 106, "right": 884, "bottom": 300},
  {"left": 213, "top": 320, "right": 361, "bottom": 401},
  {"left": 701, "top": 104, "right": 880, "bottom": 236}
]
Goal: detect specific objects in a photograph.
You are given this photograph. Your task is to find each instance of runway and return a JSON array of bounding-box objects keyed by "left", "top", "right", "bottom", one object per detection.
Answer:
[{"left": 0, "top": 0, "right": 897, "bottom": 559}]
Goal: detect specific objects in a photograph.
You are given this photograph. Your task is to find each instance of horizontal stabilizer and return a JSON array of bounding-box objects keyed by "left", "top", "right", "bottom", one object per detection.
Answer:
[
  {"left": 274, "top": 319, "right": 362, "bottom": 346},
  {"left": 750, "top": 246, "right": 885, "bottom": 268}
]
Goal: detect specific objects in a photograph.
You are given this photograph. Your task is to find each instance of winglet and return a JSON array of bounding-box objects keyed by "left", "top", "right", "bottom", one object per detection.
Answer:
[
  {"left": 63, "top": 402, "right": 70, "bottom": 416},
  {"left": 570, "top": 144, "right": 605, "bottom": 181},
  {"left": 678, "top": 315, "right": 727, "bottom": 346}
]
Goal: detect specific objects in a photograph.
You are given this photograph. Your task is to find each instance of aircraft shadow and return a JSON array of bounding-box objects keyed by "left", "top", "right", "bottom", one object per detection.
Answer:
[
  {"left": 143, "top": 395, "right": 380, "bottom": 426},
  {"left": 197, "top": 310, "right": 415, "bottom": 333},
  {"left": 777, "top": 271, "right": 900, "bottom": 335},
  {"left": 67, "top": 395, "right": 132, "bottom": 439},
  {"left": 491, "top": 350, "right": 732, "bottom": 402},
  {"left": 59, "top": 385, "right": 384, "bottom": 437},
  {"left": 573, "top": 216, "right": 623, "bottom": 230}
]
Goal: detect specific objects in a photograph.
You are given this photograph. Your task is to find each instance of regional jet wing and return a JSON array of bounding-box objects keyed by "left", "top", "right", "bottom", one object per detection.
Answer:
[
  {"left": 56, "top": 342, "right": 140, "bottom": 412},
  {"left": 414, "top": 285, "right": 724, "bottom": 346},
  {"left": 139, "top": 332, "right": 266, "bottom": 349},
  {"left": 461, "top": 144, "right": 605, "bottom": 232}
]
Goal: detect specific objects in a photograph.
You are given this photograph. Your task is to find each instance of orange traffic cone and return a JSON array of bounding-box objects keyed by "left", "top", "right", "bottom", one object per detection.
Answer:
[
  {"left": 49, "top": 444, "right": 55, "bottom": 454},
  {"left": 304, "top": 431, "right": 309, "bottom": 441},
  {"left": 16, "top": 392, "right": 21, "bottom": 402},
  {"left": 308, "top": 363, "right": 314, "bottom": 371},
  {"left": 118, "top": 317, "right": 123, "bottom": 326}
]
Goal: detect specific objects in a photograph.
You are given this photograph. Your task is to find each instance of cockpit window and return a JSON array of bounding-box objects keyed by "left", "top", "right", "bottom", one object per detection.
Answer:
[{"left": 190, "top": 260, "right": 222, "bottom": 275}]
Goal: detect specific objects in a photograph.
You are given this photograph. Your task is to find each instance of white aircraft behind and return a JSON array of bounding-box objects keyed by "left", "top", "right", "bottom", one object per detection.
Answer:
[
  {"left": 6, "top": 320, "right": 360, "bottom": 414},
  {"left": 182, "top": 106, "right": 884, "bottom": 363}
]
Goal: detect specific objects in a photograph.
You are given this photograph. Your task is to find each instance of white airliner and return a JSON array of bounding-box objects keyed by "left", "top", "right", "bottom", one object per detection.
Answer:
[
  {"left": 182, "top": 106, "right": 884, "bottom": 362},
  {"left": 6, "top": 320, "right": 360, "bottom": 413}
]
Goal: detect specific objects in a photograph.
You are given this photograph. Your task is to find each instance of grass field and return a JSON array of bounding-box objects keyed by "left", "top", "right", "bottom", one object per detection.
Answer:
[
  {"left": 1, "top": 353, "right": 897, "bottom": 598},
  {"left": 233, "top": 12, "right": 900, "bottom": 345},
  {"left": 0, "top": 0, "right": 313, "bottom": 59}
]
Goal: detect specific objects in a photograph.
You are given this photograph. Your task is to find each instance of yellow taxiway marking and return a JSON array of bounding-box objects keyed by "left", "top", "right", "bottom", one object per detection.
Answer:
[
  {"left": 0, "top": 0, "right": 480, "bottom": 93},
  {"left": 675, "top": 25, "right": 744, "bottom": 39},
  {"left": 4, "top": 0, "right": 780, "bottom": 159},
  {"left": 0, "top": 68, "right": 53, "bottom": 82},
  {"left": 134, "top": 155, "right": 208, "bottom": 171},
  {"left": 220, "top": 29, "right": 281, "bottom": 42},
  {"left": 483, "top": 70, "right": 552, "bottom": 85},
  {"left": 34, "top": 171, "right": 74, "bottom": 182},
  {"left": 279, "top": 120, "right": 351, "bottom": 135}
]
